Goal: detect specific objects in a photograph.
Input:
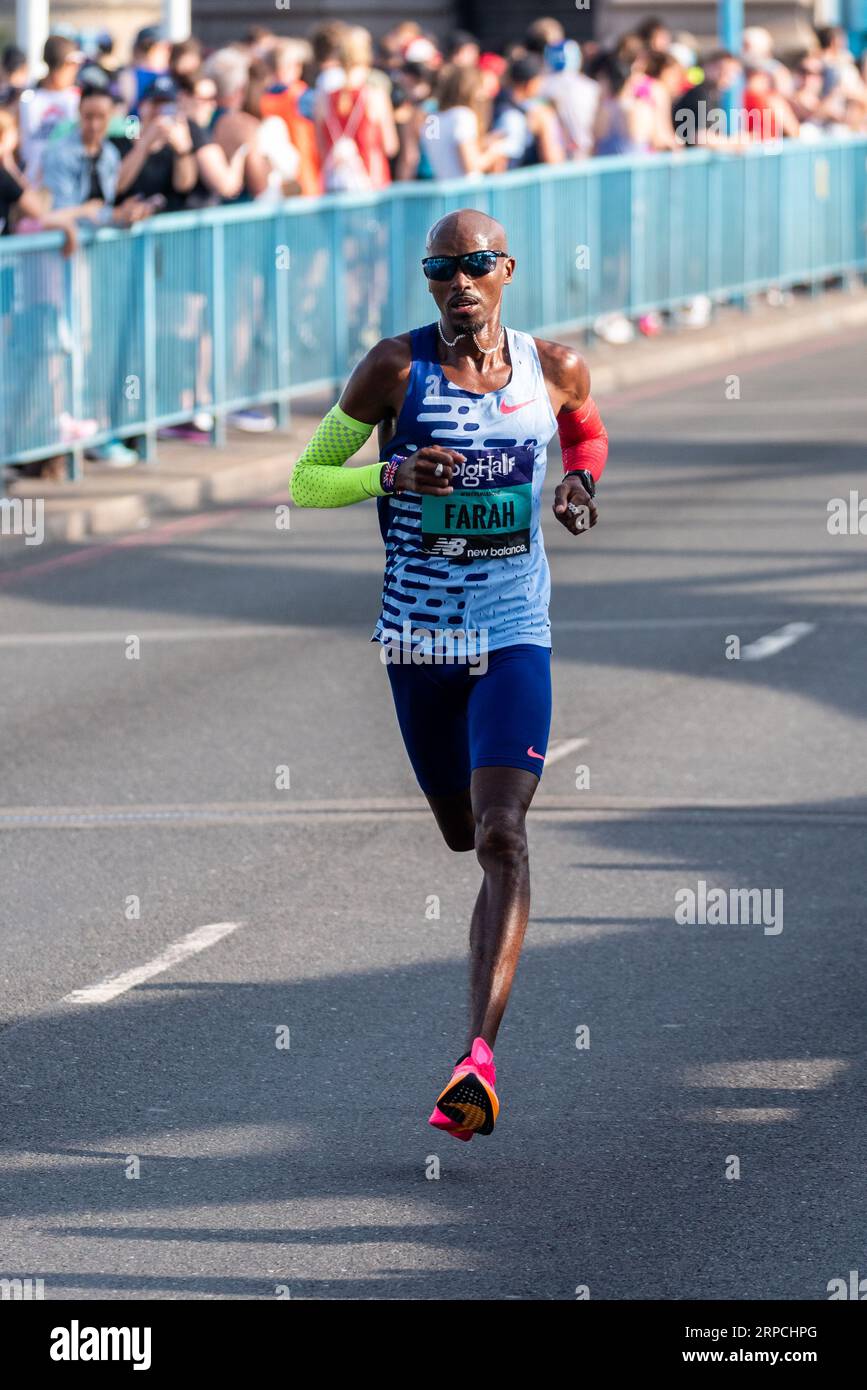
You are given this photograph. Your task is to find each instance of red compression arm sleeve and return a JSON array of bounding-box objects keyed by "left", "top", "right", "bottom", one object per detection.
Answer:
[{"left": 558, "top": 396, "right": 609, "bottom": 482}]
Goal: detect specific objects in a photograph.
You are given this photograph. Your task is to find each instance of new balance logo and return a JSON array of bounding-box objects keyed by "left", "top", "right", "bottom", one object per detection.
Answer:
[{"left": 428, "top": 537, "right": 466, "bottom": 555}]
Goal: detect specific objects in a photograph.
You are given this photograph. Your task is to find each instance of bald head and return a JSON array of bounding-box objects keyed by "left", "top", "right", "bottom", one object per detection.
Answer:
[{"left": 426, "top": 209, "right": 508, "bottom": 255}]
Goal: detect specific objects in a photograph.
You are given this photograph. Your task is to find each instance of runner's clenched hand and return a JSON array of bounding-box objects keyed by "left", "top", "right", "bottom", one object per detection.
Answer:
[
  {"left": 553, "top": 475, "right": 598, "bottom": 535},
  {"left": 394, "top": 447, "right": 465, "bottom": 495}
]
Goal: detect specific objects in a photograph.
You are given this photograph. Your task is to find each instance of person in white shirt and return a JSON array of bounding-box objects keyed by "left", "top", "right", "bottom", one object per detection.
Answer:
[
  {"left": 540, "top": 47, "right": 599, "bottom": 159},
  {"left": 523, "top": 18, "right": 599, "bottom": 161},
  {"left": 19, "top": 34, "right": 82, "bottom": 183},
  {"left": 421, "top": 64, "right": 506, "bottom": 180}
]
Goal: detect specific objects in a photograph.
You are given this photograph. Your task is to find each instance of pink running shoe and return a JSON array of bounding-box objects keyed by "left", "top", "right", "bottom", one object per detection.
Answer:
[{"left": 428, "top": 1037, "right": 500, "bottom": 1142}]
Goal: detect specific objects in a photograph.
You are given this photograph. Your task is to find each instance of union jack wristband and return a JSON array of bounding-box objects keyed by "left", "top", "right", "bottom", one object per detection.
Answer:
[{"left": 381, "top": 453, "right": 405, "bottom": 494}]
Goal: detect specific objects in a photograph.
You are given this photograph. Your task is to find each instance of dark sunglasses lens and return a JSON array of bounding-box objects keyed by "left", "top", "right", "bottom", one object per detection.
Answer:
[
  {"left": 464, "top": 252, "right": 498, "bottom": 276},
  {"left": 422, "top": 257, "right": 455, "bottom": 281}
]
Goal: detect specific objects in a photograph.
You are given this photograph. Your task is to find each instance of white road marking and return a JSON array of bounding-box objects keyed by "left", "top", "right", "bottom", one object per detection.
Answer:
[
  {"left": 740, "top": 622, "right": 816, "bottom": 661},
  {"left": 554, "top": 617, "right": 781, "bottom": 630},
  {"left": 545, "top": 737, "right": 588, "bottom": 766},
  {"left": 0, "top": 625, "right": 300, "bottom": 649},
  {"left": 3, "top": 796, "right": 866, "bottom": 831},
  {"left": 62, "top": 921, "right": 242, "bottom": 1005}
]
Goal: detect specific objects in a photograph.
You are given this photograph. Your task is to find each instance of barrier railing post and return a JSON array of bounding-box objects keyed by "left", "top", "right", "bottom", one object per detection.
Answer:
[
  {"left": 629, "top": 162, "right": 639, "bottom": 322},
  {"left": 141, "top": 227, "right": 158, "bottom": 462},
  {"left": 389, "top": 191, "right": 404, "bottom": 341},
  {"left": 585, "top": 166, "right": 601, "bottom": 345},
  {"left": 211, "top": 220, "right": 227, "bottom": 447},
  {"left": 274, "top": 207, "right": 291, "bottom": 430},
  {"left": 66, "top": 249, "right": 85, "bottom": 481},
  {"left": 540, "top": 177, "right": 556, "bottom": 329},
  {"left": 331, "top": 207, "right": 348, "bottom": 385}
]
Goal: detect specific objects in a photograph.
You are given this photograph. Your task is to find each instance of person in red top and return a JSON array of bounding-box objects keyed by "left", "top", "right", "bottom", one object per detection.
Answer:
[
  {"left": 259, "top": 38, "right": 322, "bottom": 197},
  {"left": 743, "top": 66, "right": 800, "bottom": 140},
  {"left": 315, "top": 25, "right": 398, "bottom": 191}
]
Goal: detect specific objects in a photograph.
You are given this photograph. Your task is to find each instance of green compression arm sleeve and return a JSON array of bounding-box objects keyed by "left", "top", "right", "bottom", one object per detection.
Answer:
[{"left": 289, "top": 404, "right": 384, "bottom": 508}]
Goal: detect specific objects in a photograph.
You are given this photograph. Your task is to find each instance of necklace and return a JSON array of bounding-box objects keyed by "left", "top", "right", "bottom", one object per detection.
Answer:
[
  {"left": 437, "top": 320, "right": 465, "bottom": 348},
  {"left": 438, "top": 320, "right": 505, "bottom": 355},
  {"left": 471, "top": 327, "right": 504, "bottom": 355}
]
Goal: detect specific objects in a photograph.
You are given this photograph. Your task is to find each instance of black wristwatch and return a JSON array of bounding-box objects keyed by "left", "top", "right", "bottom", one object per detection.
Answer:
[{"left": 565, "top": 467, "right": 596, "bottom": 498}]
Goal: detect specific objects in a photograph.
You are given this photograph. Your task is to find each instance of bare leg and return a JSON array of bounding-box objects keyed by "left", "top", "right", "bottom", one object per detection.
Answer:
[
  {"left": 425, "top": 787, "right": 475, "bottom": 853},
  {"left": 465, "top": 766, "right": 539, "bottom": 1052}
]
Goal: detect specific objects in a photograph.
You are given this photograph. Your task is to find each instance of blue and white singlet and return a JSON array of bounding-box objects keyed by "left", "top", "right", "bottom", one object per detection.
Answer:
[{"left": 373, "top": 322, "right": 559, "bottom": 654}]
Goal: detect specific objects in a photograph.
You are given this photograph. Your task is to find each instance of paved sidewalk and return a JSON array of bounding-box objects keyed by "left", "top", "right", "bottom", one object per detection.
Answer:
[{"left": 2, "top": 285, "right": 865, "bottom": 551}]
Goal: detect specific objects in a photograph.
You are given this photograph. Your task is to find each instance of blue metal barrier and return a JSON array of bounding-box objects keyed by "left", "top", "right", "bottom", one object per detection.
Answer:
[{"left": 1, "top": 138, "right": 865, "bottom": 473}]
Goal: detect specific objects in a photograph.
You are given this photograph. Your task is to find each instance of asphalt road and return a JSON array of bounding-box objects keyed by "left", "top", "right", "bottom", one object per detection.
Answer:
[{"left": 1, "top": 329, "right": 866, "bottom": 1301}]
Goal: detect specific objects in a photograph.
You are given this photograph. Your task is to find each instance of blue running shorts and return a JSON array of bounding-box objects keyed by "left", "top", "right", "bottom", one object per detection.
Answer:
[{"left": 385, "top": 643, "right": 552, "bottom": 796}]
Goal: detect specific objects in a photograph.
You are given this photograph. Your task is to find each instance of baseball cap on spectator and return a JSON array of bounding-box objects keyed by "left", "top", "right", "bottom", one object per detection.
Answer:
[
  {"left": 669, "top": 42, "right": 696, "bottom": 69},
  {"left": 78, "top": 62, "right": 118, "bottom": 100},
  {"left": 2, "top": 44, "right": 26, "bottom": 73},
  {"left": 44, "top": 35, "right": 85, "bottom": 70},
  {"left": 405, "top": 37, "right": 439, "bottom": 65},
  {"left": 479, "top": 52, "right": 507, "bottom": 78},
  {"left": 141, "top": 74, "right": 178, "bottom": 104},
  {"left": 508, "top": 54, "right": 545, "bottom": 87},
  {"left": 443, "top": 30, "right": 478, "bottom": 61},
  {"left": 135, "top": 26, "right": 164, "bottom": 54}
]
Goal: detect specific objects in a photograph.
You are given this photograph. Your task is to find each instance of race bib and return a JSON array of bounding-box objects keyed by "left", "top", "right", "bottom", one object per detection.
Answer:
[{"left": 420, "top": 446, "right": 535, "bottom": 563}]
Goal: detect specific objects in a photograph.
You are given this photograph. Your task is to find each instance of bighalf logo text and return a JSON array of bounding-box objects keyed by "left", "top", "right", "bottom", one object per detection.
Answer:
[
  {"left": 50, "top": 1321, "right": 152, "bottom": 1371},
  {"left": 675, "top": 880, "right": 784, "bottom": 935}
]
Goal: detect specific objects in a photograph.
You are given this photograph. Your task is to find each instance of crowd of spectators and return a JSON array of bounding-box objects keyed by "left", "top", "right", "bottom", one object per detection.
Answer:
[
  {"left": 1, "top": 15, "right": 865, "bottom": 470},
  {"left": 2, "top": 14, "right": 866, "bottom": 229}
]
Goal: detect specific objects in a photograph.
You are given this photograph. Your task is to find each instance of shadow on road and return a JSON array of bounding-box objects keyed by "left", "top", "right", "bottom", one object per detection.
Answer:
[{"left": 2, "top": 793, "right": 866, "bottom": 1300}]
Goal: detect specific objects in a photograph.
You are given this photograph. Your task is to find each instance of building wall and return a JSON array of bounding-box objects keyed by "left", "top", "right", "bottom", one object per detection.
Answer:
[
  {"left": 595, "top": 0, "right": 820, "bottom": 53},
  {"left": 0, "top": 1, "right": 160, "bottom": 60},
  {"left": 0, "top": 0, "right": 823, "bottom": 67},
  {"left": 458, "top": 0, "right": 595, "bottom": 50}
]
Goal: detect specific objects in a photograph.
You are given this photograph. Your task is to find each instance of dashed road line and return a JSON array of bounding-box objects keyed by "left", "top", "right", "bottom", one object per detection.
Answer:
[
  {"left": 62, "top": 922, "right": 243, "bottom": 1005},
  {"left": 545, "top": 737, "right": 588, "bottom": 766},
  {"left": 741, "top": 622, "right": 816, "bottom": 661}
]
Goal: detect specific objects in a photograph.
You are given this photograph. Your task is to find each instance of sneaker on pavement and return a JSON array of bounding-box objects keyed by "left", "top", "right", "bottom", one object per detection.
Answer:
[
  {"left": 86, "top": 440, "right": 139, "bottom": 467},
  {"left": 429, "top": 1037, "right": 500, "bottom": 1141},
  {"left": 227, "top": 409, "right": 276, "bottom": 433}
]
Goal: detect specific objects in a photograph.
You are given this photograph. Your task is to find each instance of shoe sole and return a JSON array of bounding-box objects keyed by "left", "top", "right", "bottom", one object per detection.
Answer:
[{"left": 432, "top": 1070, "right": 499, "bottom": 1137}]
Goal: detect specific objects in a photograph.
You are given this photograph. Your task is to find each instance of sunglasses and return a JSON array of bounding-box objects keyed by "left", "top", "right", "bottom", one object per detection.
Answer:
[{"left": 421, "top": 250, "right": 509, "bottom": 282}]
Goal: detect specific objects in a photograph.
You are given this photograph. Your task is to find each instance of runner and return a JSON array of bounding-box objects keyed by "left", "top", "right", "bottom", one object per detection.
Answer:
[{"left": 290, "top": 208, "right": 608, "bottom": 1141}]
